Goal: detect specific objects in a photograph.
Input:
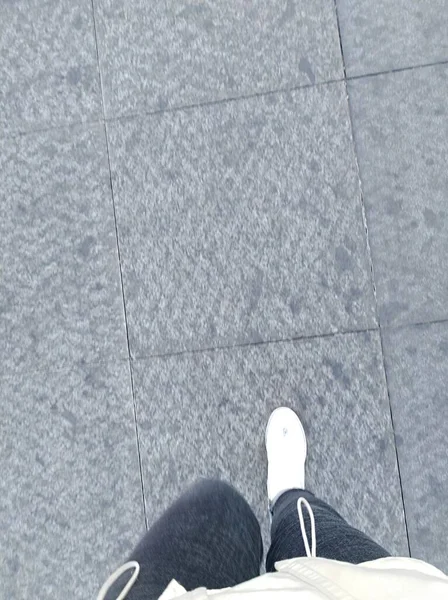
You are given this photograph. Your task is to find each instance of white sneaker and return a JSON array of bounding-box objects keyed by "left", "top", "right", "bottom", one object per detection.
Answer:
[{"left": 266, "top": 407, "right": 307, "bottom": 506}]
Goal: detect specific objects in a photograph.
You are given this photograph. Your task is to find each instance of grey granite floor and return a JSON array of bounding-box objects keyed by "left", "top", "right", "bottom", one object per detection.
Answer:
[{"left": 1, "top": 1, "right": 447, "bottom": 597}]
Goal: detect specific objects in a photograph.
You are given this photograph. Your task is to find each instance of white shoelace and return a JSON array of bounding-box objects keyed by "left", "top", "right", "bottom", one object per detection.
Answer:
[
  {"left": 96, "top": 561, "right": 140, "bottom": 600},
  {"left": 297, "top": 497, "right": 316, "bottom": 558},
  {"left": 97, "top": 497, "right": 316, "bottom": 599}
]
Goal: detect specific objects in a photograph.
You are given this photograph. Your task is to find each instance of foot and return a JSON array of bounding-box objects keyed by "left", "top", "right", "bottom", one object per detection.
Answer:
[{"left": 266, "top": 407, "right": 307, "bottom": 506}]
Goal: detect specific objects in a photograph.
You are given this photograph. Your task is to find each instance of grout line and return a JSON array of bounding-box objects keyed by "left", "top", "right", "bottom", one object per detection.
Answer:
[
  {"left": 379, "top": 328, "right": 412, "bottom": 556},
  {"left": 90, "top": 0, "right": 105, "bottom": 119},
  {"left": 3, "top": 51, "right": 448, "bottom": 142},
  {"left": 90, "top": 0, "right": 148, "bottom": 530},
  {"left": 3, "top": 118, "right": 102, "bottom": 140},
  {"left": 104, "top": 77, "right": 346, "bottom": 125},
  {"left": 102, "top": 77, "right": 150, "bottom": 535},
  {"left": 384, "top": 316, "right": 448, "bottom": 331},
  {"left": 2, "top": 77, "right": 344, "bottom": 141},
  {"left": 3, "top": 318, "right": 445, "bottom": 382},
  {"left": 126, "top": 356, "right": 149, "bottom": 531},
  {"left": 0, "top": 357, "right": 130, "bottom": 382},
  {"left": 5, "top": 318, "right": 447, "bottom": 382},
  {"left": 333, "top": 1, "right": 379, "bottom": 328},
  {"left": 132, "top": 326, "right": 380, "bottom": 362},
  {"left": 334, "top": 21, "right": 378, "bottom": 325},
  {"left": 346, "top": 58, "right": 448, "bottom": 82},
  {"left": 333, "top": 0, "right": 411, "bottom": 554},
  {"left": 332, "top": 0, "right": 347, "bottom": 79},
  {"left": 4, "top": 60, "right": 448, "bottom": 142}
]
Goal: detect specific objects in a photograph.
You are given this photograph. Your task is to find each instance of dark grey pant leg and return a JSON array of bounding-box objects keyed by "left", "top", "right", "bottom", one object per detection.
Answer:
[
  {"left": 124, "top": 479, "right": 262, "bottom": 600},
  {"left": 267, "top": 489, "right": 389, "bottom": 571}
]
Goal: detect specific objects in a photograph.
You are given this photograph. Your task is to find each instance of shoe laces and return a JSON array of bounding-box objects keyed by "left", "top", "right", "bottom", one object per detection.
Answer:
[
  {"left": 97, "top": 496, "right": 317, "bottom": 599},
  {"left": 297, "top": 497, "right": 316, "bottom": 558},
  {"left": 96, "top": 561, "right": 139, "bottom": 600}
]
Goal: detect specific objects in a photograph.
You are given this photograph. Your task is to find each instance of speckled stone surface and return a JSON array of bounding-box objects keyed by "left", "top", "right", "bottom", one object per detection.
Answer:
[
  {"left": 107, "top": 83, "right": 376, "bottom": 357},
  {"left": 349, "top": 65, "right": 448, "bottom": 327},
  {"left": 337, "top": 0, "right": 448, "bottom": 76},
  {"left": 3, "top": 0, "right": 448, "bottom": 588},
  {"left": 133, "top": 331, "right": 408, "bottom": 556},
  {"left": 0, "top": 124, "right": 128, "bottom": 374},
  {"left": 0, "top": 360, "right": 144, "bottom": 600},
  {"left": 0, "top": 0, "right": 101, "bottom": 135},
  {"left": 94, "top": 0, "right": 343, "bottom": 118},
  {"left": 383, "top": 323, "right": 448, "bottom": 571}
]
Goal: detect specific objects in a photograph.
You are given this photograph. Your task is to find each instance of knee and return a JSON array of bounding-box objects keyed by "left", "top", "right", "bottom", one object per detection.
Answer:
[
  {"left": 187, "top": 478, "right": 238, "bottom": 501},
  {"left": 184, "top": 478, "right": 254, "bottom": 518}
]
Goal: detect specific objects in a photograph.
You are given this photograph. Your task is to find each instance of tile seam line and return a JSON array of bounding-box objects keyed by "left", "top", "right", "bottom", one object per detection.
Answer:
[
  {"left": 3, "top": 118, "right": 102, "bottom": 140},
  {"left": 89, "top": 0, "right": 148, "bottom": 530},
  {"left": 0, "top": 356, "right": 130, "bottom": 381},
  {"left": 346, "top": 58, "right": 448, "bottom": 82},
  {"left": 0, "top": 78, "right": 344, "bottom": 141},
  {"left": 99, "top": 59, "right": 448, "bottom": 124},
  {"left": 379, "top": 328, "right": 412, "bottom": 556},
  {"left": 347, "top": 81, "right": 413, "bottom": 559},
  {"left": 4, "top": 316, "right": 447, "bottom": 381},
  {"left": 385, "top": 316, "right": 448, "bottom": 331},
  {"left": 333, "top": 0, "right": 411, "bottom": 556},
  {"left": 104, "top": 76, "right": 345, "bottom": 124},
  {"left": 131, "top": 326, "right": 380, "bottom": 361},
  {"left": 4, "top": 58, "right": 448, "bottom": 140}
]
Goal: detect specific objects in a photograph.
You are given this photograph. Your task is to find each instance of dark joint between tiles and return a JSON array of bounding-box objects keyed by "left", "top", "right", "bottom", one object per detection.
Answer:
[
  {"left": 345, "top": 58, "right": 448, "bottom": 82},
  {"left": 3, "top": 80, "right": 343, "bottom": 141},
  {"left": 90, "top": 0, "right": 149, "bottom": 529},
  {"left": 332, "top": 0, "right": 347, "bottom": 79},
  {"left": 0, "top": 357, "right": 131, "bottom": 382},
  {"left": 343, "top": 78, "right": 379, "bottom": 325},
  {"left": 102, "top": 116, "right": 149, "bottom": 530},
  {"left": 332, "top": 0, "right": 380, "bottom": 322},
  {"left": 126, "top": 357, "right": 149, "bottom": 531},
  {"left": 4, "top": 319, "right": 446, "bottom": 381},
  {"left": 103, "top": 113, "right": 149, "bottom": 529},
  {"left": 104, "top": 76, "right": 346, "bottom": 125},
  {"left": 3, "top": 118, "right": 102, "bottom": 140},
  {"left": 100, "top": 58, "right": 448, "bottom": 125},
  {"left": 342, "top": 39, "right": 411, "bottom": 553},
  {"left": 332, "top": 30, "right": 411, "bottom": 549},
  {"left": 381, "top": 316, "right": 448, "bottom": 333},
  {"left": 131, "top": 325, "right": 380, "bottom": 362},
  {"left": 90, "top": 0, "right": 105, "bottom": 121},
  {"left": 4, "top": 59, "right": 448, "bottom": 142},
  {"left": 378, "top": 329, "right": 412, "bottom": 556}
]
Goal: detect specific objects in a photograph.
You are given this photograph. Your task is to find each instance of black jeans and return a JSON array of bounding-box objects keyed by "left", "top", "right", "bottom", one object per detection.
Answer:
[{"left": 119, "top": 479, "right": 389, "bottom": 600}]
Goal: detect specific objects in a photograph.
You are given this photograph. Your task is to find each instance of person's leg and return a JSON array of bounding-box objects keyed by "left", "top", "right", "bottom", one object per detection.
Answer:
[
  {"left": 266, "top": 488, "right": 389, "bottom": 570},
  {"left": 265, "top": 407, "right": 389, "bottom": 572},
  {"left": 125, "top": 479, "right": 262, "bottom": 600}
]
